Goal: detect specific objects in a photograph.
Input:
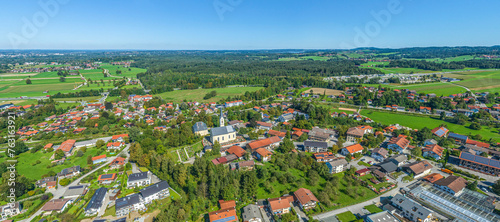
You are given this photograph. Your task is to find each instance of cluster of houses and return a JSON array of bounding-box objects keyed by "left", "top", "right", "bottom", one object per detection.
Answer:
[{"left": 208, "top": 188, "right": 319, "bottom": 222}]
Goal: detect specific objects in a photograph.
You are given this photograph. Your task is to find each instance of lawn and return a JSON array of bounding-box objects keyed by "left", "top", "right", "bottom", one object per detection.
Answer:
[
  {"left": 156, "top": 87, "right": 263, "bottom": 102},
  {"left": 16, "top": 148, "right": 103, "bottom": 180},
  {"left": 358, "top": 161, "right": 371, "bottom": 167},
  {"left": 360, "top": 110, "right": 500, "bottom": 140},
  {"left": 364, "top": 204, "right": 383, "bottom": 214},
  {"left": 53, "top": 96, "right": 101, "bottom": 102},
  {"left": 336, "top": 211, "right": 357, "bottom": 222}
]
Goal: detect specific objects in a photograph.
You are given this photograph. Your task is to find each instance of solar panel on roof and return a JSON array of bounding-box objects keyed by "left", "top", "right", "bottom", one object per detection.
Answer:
[
  {"left": 490, "top": 159, "right": 500, "bottom": 169},
  {"left": 115, "top": 200, "right": 128, "bottom": 207},
  {"left": 475, "top": 156, "right": 490, "bottom": 165},
  {"left": 69, "top": 185, "right": 84, "bottom": 189},
  {"left": 213, "top": 216, "right": 236, "bottom": 222},
  {"left": 101, "top": 174, "right": 114, "bottom": 179},
  {"left": 460, "top": 152, "right": 475, "bottom": 161}
]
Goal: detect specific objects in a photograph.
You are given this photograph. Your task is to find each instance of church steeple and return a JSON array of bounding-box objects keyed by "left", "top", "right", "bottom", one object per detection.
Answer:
[{"left": 219, "top": 109, "right": 224, "bottom": 126}]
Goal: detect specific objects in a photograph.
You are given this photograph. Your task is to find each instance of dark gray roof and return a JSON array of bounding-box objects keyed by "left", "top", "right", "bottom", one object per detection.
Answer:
[
  {"left": 304, "top": 140, "right": 329, "bottom": 148},
  {"left": 128, "top": 172, "right": 149, "bottom": 182},
  {"left": 366, "top": 211, "right": 400, "bottom": 222},
  {"left": 379, "top": 161, "right": 398, "bottom": 173},
  {"left": 391, "top": 194, "right": 432, "bottom": 217},
  {"left": 210, "top": 125, "right": 236, "bottom": 137},
  {"left": 63, "top": 185, "right": 87, "bottom": 197},
  {"left": 326, "top": 159, "right": 348, "bottom": 167},
  {"left": 193, "top": 121, "right": 208, "bottom": 132},
  {"left": 85, "top": 187, "right": 107, "bottom": 212},
  {"left": 57, "top": 165, "right": 81, "bottom": 177},
  {"left": 111, "top": 218, "right": 127, "bottom": 222},
  {"left": 388, "top": 154, "right": 407, "bottom": 164},
  {"left": 242, "top": 204, "right": 263, "bottom": 221},
  {"left": 115, "top": 193, "right": 142, "bottom": 211},
  {"left": 139, "top": 181, "right": 170, "bottom": 199}
]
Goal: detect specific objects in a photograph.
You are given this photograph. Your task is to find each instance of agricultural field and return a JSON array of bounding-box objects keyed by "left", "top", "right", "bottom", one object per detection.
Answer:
[
  {"left": 446, "top": 69, "right": 500, "bottom": 93},
  {"left": 307, "top": 87, "right": 344, "bottom": 96},
  {"left": 360, "top": 110, "right": 500, "bottom": 140},
  {"left": 156, "top": 86, "right": 263, "bottom": 102}
]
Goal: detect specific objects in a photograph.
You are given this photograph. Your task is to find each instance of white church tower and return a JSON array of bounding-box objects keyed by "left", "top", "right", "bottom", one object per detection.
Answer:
[{"left": 219, "top": 109, "right": 225, "bottom": 126}]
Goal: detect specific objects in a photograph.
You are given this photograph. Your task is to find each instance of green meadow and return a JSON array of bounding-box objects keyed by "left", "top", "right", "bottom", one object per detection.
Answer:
[
  {"left": 360, "top": 110, "right": 500, "bottom": 140},
  {"left": 156, "top": 86, "right": 263, "bottom": 102}
]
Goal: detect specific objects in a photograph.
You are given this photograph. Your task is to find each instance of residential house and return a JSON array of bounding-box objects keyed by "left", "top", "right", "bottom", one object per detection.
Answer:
[
  {"left": 193, "top": 121, "right": 209, "bottom": 136},
  {"left": 92, "top": 155, "right": 107, "bottom": 164},
  {"left": 110, "top": 157, "right": 126, "bottom": 169},
  {"left": 0, "top": 203, "right": 22, "bottom": 218},
  {"left": 241, "top": 204, "right": 263, "bottom": 222},
  {"left": 303, "top": 140, "right": 329, "bottom": 152},
  {"left": 85, "top": 187, "right": 107, "bottom": 216},
  {"left": 36, "top": 176, "right": 57, "bottom": 188},
  {"left": 107, "top": 142, "right": 124, "bottom": 150},
  {"left": 378, "top": 161, "right": 398, "bottom": 174},
  {"left": 391, "top": 194, "right": 432, "bottom": 222},
  {"left": 346, "top": 127, "right": 364, "bottom": 143},
  {"left": 98, "top": 173, "right": 117, "bottom": 185},
  {"left": 433, "top": 176, "right": 467, "bottom": 196},
  {"left": 62, "top": 185, "right": 87, "bottom": 199},
  {"left": 403, "top": 160, "right": 433, "bottom": 178},
  {"left": 422, "top": 144, "right": 445, "bottom": 160},
  {"left": 111, "top": 134, "right": 128, "bottom": 142},
  {"left": 294, "top": 188, "right": 318, "bottom": 210},
  {"left": 308, "top": 127, "right": 336, "bottom": 142},
  {"left": 209, "top": 208, "right": 238, "bottom": 222},
  {"left": 57, "top": 139, "right": 76, "bottom": 156},
  {"left": 256, "top": 121, "right": 272, "bottom": 130},
  {"left": 341, "top": 143, "right": 364, "bottom": 156},
  {"left": 115, "top": 194, "right": 145, "bottom": 217},
  {"left": 226, "top": 145, "right": 246, "bottom": 159},
  {"left": 268, "top": 196, "right": 292, "bottom": 216},
  {"left": 312, "top": 152, "right": 336, "bottom": 162},
  {"left": 423, "top": 139, "right": 438, "bottom": 147},
  {"left": 387, "top": 136, "right": 409, "bottom": 153},
  {"left": 431, "top": 126, "right": 449, "bottom": 137},
  {"left": 254, "top": 148, "right": 272, "bottom": 162},
  {"left": 371, "top": 148, "right": 388, "bottom": 162},
  {"left": 139, "top": 181, "right": 170, "bottom": 204},
  {"left": 57, "top": 166, "right": 81, "bottom": 178},
  {"left": 277, "top": 113, "right": 294, "bottom": 122},
  {"left": 326, "top": 159, "right": 348, "bottom": 174},
  {"left": 127, "top": 172, "right": 151, "bottom": 188},
  {"left": 387, "top": 154, "right": 407, "bottom": 167},
  {"left": 365, "top": 211, "right": 401, "bottom": 222},
  {"left": 41, "top": 199, "right": 72, "bottom": 214}
]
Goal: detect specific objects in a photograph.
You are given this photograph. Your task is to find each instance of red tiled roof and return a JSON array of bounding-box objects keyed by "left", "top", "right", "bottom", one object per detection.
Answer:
[
  {"left": 294, "top": 188, "right": 318, "bottom": 206},
  {"left": 92, "top": 154, "right": 106, "bottom": 161},
  {"left": 226, "top": 146, "right": 246, "bottom": 158},
  {"left": 247, "top": 136, "right": 281, "bottom": 150},
  {"left": 58, "top": 139, "right": 76, "bottom": 152},
  {"left": 344, "top": 144, "right": 363, "bottom": 154}
]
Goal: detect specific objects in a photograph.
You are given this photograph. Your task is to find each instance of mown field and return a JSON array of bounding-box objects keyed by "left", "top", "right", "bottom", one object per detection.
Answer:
[
  {"left": 447, "top": 69, "right": 500, "bottom": 93},
  {"left": 156, "top": 86, "right": 263, "bottom": 102},
  {"left": 360, "top": 110, "right": 500, "bottom": 140}
]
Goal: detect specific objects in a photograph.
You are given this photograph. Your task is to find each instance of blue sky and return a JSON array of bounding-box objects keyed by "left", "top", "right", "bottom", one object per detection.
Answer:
[{"left": 1, "top": 0, "right": 499, "bottom": 50}]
